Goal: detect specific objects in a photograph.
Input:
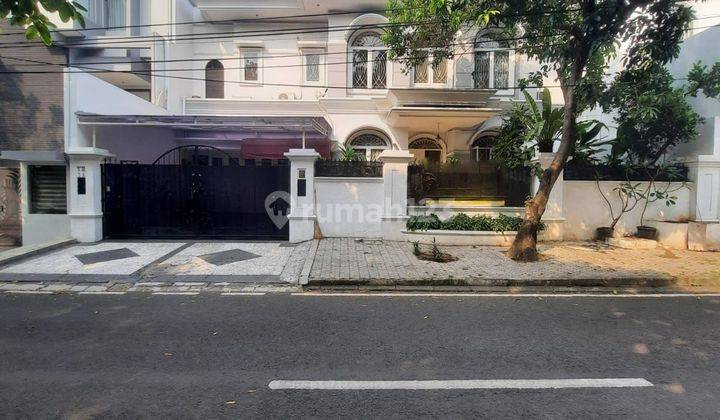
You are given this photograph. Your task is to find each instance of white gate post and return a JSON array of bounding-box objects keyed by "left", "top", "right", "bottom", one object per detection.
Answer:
[
  {"left": 378, "top": 150, "right": 413, "bottom": 241},
  {"left": 67, "top": 153, "right": 106, "bottom": 242},
  {"left": 284, "top": 149, "right": 320, "bottom": 243}
]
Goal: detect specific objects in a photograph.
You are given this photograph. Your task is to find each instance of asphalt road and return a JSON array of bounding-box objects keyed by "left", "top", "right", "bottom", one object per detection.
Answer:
[{"left": 1, "top": 292, "right": 719, "bottom": 419}]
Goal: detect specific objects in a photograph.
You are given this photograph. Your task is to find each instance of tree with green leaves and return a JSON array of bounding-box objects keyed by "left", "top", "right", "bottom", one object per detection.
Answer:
[
  {"left": 603, "top": 64, "right": 701, "bottom": 165},
  {"left": 1, "top": 0, "right": 85, "bottom": 45},
  {"left": 384, "top": 0, "right": 694, "bottom": 261},
  {"left": 687, "top": 60, "right": 720, "bottom": 99}
]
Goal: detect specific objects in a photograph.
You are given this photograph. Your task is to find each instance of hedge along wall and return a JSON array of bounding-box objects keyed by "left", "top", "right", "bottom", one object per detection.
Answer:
[{"left": 562, "top": 181, "right": 692, "bottom": 241}]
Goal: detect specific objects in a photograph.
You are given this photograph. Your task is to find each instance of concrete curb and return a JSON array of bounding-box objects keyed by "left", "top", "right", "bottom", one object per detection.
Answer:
[
  {"left": 306, "top": 276, "right": 675, "bottom": 289},
  {"left": 0, "top": 238, "right": 77, "bottom": 268}
]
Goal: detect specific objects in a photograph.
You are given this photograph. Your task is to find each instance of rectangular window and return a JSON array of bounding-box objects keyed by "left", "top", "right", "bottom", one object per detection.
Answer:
[
  {"left": 29, "top": 166, "right": 67, "bottom": 214},
  {"left": 414, "top": 58, "right": 429, "bottom": 84},
  {"left": 433, "top": 59, "right": 447, "bottom": 84},
  {"left": 352, "top": 50, "right": 368, "bottom": 88},
  {"left": 372, "top": 50, "right": 387, "bottom": 89},
  {"left": 305, "top": 53, "right": 320, "bottom": 82},
  {"left": 473, "top": 52, "right": 490, "bottom": 88},
  {"left": 104, "top": 0, "right": 126, "bottom": 27},
  {"left": 242, "top": 50, "right": 259, "bottom": 82},
  {"left": 494, "top": 51, "right": 510, "bottom": 89}
]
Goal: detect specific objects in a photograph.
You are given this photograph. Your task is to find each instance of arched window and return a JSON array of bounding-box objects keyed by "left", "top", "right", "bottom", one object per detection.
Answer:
[
  {"left": 409, "top": 136, "right": 443, "bottom": 164},
  {"left": 205, "top": 60, "right": 224, "bottom": 99},
  {"left": 350, "top": 31, "right": 387, "bottom": 89},
  {"left": 471, "top": 133, "right": 497, "bottom": 161},
  {"left": 473, "top": 32, "right": 511, "bottom": 90},
  {"left": 347, "top": 129, "right": 391, "bottom": 160}
]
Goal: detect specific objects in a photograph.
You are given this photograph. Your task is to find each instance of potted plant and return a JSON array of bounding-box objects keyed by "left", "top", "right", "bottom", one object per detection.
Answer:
[
  {"left": 595, "top": 172, "right": 644, "bottom": 241},
  {"left": 635, "top": 163, "right": 687, "bottom": 240}
]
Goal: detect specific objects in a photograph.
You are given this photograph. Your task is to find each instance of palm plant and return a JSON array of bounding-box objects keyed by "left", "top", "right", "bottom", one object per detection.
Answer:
[
  {"left": 337, "top": 145, "right": 365, "bottom": 162},
  {"left": 521, "top": 88, "right": 564, "bottom": 152},
  {"left": 571, "top": 120, "right": 610, "bottom": 164}
]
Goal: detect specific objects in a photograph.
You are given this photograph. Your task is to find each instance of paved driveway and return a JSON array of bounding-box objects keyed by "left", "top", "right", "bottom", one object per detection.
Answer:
[{"left": 0, "top": 241, "right": 309, "bottom": 284}]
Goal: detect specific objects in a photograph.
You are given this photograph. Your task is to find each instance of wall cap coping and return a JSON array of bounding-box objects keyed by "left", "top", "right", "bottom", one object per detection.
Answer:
[
  {"left": 68, "top": 213, "right": 103, "bottom": 218},
  {"left": 402, "top": 229, "right": 517, "bottom": 236},
  {"left": 315, "top": 176, "right": 383, "bottom": 183},
  {"left": 66, "top": 147, "right": 113, "bottom": 158},
  {"left": 382, "top": 216, "right": 410, "bottom": 221},
  {"left": 378, "top": 150, "right": 413, "bottom": 163},
  {"left": 408, "top": 205, "right": 524, "bottom": 212},
  {"left": 287, "top": 214, "right": 316, "bottom": 221},
  {"left": 284, "top": 149, "right": 320, "bottom": 161}
]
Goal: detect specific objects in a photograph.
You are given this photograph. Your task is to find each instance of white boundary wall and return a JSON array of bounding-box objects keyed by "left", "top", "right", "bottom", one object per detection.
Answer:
[
  {"left": 562, "top": 181, "right": 692, "bottom": 241},
  {"left": 315, "top": 177, "right": 385, "bottom": 238}
]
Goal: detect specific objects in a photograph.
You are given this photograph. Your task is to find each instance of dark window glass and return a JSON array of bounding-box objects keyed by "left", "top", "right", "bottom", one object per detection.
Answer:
[{"left": 30, "top": 166, "right": 67, "bottom": 214}]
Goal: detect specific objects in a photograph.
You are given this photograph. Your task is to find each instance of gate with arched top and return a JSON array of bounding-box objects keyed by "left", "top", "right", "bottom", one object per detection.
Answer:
[{"left": 101, "top": 145, "right": 290, "bottom": 239}]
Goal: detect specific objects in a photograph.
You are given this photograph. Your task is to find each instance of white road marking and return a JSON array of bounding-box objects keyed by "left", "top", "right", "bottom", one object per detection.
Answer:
[
  {"left": 221, "top": 292, "right": 267, "bottom": 296},
  {"left": 152, "top": 292, "right": 200, "bottom": 296},
  {"left": 5, "top": 290, "right": 55, "bottom": 295},
  {"left": 268, "top": 378, "right": 654, "bottom": 390},
  {"left": 79, "top": 291, "right": 127, "bottom": 295},
  {"left": 292, "top": 292, "right": 720, "bottom": 298}
]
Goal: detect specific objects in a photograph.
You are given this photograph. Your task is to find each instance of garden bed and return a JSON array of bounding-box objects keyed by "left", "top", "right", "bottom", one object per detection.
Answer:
[{"left": 404, "top": 213, "right": 526, "bottom": 246}]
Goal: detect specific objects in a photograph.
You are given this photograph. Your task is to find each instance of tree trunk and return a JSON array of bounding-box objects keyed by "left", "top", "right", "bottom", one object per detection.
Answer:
[{"left": 507, "top": 76, "right": 579, "bottom": 262}]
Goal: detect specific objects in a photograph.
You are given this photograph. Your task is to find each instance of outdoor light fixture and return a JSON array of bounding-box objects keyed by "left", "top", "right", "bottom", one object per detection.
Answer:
[
  {"left": 77, "top": 166, "right": 86, "bottom": 195},
  {"left": 297, "top": 168, "right": 307, "bottom": 197}
]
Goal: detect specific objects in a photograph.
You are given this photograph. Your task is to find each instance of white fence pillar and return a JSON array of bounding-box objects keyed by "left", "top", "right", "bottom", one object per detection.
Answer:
[
  {"left": 378, "top": 150, "right": 413, "bottom": 241},
  {"left": 531, "top": 152, "right": 565, "bottom": 240},
  {"left": 686, "top": 156, "right": 720, "bottom": 222},
  {"left": 284, "top": 149, "right": 320, "bottom": 243},
  {"left": 67, "top": 153, "right": 105, "bottom": 242}
]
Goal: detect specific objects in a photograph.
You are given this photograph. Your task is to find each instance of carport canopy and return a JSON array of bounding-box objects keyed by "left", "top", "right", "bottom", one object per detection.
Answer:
[{"left": 76, "top": 112, "right": 332, "bottom": 138}]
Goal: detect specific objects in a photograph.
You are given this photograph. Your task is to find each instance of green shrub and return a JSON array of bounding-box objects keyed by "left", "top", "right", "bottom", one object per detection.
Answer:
[
  {"left": 406, "top": 214, "right": 442, "bottom": 231},
  {"left": 406, "top": 213, "right": 540, "bottom": 232}
]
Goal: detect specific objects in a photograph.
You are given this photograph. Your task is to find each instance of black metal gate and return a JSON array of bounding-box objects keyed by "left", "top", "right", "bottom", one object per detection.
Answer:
[{"left": 102, "top": 161, "right": 290, "bottom": 239}]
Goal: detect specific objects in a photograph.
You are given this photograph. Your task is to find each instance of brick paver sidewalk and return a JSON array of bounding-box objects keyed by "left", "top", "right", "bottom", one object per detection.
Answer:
[{"left": 309, "top": 238, "right": 720, "bottom": 288}]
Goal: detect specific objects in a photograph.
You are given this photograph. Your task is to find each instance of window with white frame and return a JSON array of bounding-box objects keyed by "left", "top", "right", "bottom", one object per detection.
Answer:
[
  {"left": 413, "top": 55, "right": 448, "bottom": 86},
  {"left": 29, "top": 166, "right": 67, "bottom": 214},
  {"left": 472, "top": 133, "right": 497, "bottom": 162},
  {"left": 347, "top": 130, "right": 391, "bottom": 160},
  {"left": 473, "top": 33, "right": 512, "bottom": 90},
  {"left": 240, "top": 49, "right": 261, "bottom": 82},
  {"left": 350, "top": 31, "right": 387, "bottom": 89},
  {"left": 104, "top": 0, "right": 127, "bottom": 28},
  {"left": 302, "top": 50, "right": 323, "bottom": 84}
]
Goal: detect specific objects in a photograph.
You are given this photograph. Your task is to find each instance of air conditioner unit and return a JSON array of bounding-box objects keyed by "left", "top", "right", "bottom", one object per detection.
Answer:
[{"left": 278, "top": 92, "right": 297, "bottom": 100}]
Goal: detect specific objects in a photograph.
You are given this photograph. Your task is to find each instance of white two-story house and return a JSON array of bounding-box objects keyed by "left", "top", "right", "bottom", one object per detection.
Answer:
[{"left": 3, "top": 0, "right": 718, "bottom": 248}]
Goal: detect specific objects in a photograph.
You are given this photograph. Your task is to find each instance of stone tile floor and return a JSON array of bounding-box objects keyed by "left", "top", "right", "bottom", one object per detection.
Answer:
[
  {"left": 0, "top": 242, "right": 185, "bottom": 276},
  {"left": 0, "top": 241, "right": 309, "bottom": 285},
  {"left": 309, "top": 238, "right": 720, "bottom": 288}
]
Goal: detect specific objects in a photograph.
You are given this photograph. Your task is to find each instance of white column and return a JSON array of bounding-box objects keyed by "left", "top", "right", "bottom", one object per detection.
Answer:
[
  {"left": 67, "top": 153, "right": 105, "bottom": 242},
  {"left": 531, "top": 152, "right": 565, "bottom": 240},
  {"left": 378, "top": 150, "right": 413, "bottom": 241},
  {"left": 686, "top": 156, "right": 720, "bottom": 222},
  {"left": 284, "top": 149, "right": 320, "bottom": 243}
]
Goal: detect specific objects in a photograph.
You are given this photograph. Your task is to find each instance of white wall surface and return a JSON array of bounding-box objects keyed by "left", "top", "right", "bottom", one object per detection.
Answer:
[
  {"left": 65, "top": 70, "right": 170, "bottom": 150},
  {"left": 563, "top": 181, "right": 692, "bottom": 240},
  {"left": 315, "top": 177, "right": 384, "bottom": 238},
  {"left": 19, "top": 163, "right": 71, "bottom": 246},
  {"left": 95, "top": 127, "right": 179, "bottom": 163}
]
